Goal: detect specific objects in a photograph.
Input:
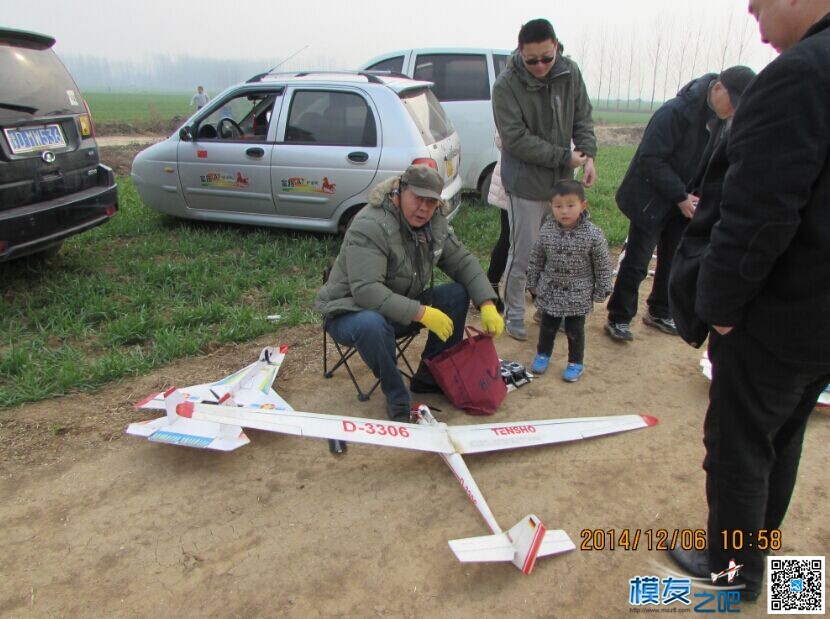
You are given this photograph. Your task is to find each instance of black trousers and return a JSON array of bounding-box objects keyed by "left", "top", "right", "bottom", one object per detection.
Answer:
[
  {"left": 537, "top": 313, "right": 585, "bottom": 363},
  {"left": 607, "top": 208, "right": 688, "bottom": 323},
  {"left": 704, "top": 327, "right": 830, "bottom": 592},
  {"left": 486, "top": 209, "right": 510, "bottom": 288}
]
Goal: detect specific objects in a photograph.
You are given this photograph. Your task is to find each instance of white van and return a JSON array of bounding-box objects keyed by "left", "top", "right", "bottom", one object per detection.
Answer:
[{"left": 361, "top": 48, "right": 512, "bottom": 198}]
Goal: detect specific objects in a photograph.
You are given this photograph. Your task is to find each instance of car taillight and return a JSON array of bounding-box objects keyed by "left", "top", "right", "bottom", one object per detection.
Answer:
[
  {"left": 411, "top": 158, "right": 437, "bottom": 169},
  {"left": 105, "top": 206, "right": 117, "bottom": 217},
  {"left": 82, "top": 100, "right": 96, "bottom": 138},
  {"left": 0, "top": 241, "right": 7, "bottom": 255}
]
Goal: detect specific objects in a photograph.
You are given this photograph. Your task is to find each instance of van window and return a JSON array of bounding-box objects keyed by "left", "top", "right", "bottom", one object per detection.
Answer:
[
  {"left": 0, "top": 42, "right": 84, "bottom": 122},
  {"left": 285, "top": 90, "right": 377, "bottom": 147},
  {"left": 493, "top": 54, "right": 510, "bottom": 79},
  {"left": 365, "top": 56, "right": 404, "bottom": 74},
  {"left": 399, "top": 88, "right": 453, "bottom": 146},
  {"left": 413, "top": 54, "right": 489, "bottom": 102}
]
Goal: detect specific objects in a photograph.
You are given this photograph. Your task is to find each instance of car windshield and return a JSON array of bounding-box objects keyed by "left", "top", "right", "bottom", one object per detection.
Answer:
[
  {"left": 399, "top": 88, "right": 453, "bottom": 146},
  {"left": 0, "top": 42, "right": 84, "bottom": 122}
]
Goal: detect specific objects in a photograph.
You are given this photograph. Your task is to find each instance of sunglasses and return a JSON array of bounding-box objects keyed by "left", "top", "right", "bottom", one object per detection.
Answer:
[{"left": 524, "top": 55, "right": 555, "bottom": 66}]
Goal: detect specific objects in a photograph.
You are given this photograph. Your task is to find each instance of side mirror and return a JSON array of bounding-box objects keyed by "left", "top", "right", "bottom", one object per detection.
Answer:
[{"left": 179, "top": 126, "right": 194, "bottom": 142}]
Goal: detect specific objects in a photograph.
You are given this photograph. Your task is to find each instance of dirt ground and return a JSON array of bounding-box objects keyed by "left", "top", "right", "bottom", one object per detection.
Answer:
[{"left": 2, "top": 293, "right": 828, "bottom": 618}]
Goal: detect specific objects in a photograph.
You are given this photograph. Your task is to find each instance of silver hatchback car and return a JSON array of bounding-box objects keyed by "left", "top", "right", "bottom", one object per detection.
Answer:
[{"left": 132, "top": 71, "right": 462, "bottom": 233}]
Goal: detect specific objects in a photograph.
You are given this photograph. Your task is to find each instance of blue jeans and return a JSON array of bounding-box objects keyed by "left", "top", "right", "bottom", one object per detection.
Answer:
[{"left": 325, "top": 283, "right": 470, "bottom": 416}]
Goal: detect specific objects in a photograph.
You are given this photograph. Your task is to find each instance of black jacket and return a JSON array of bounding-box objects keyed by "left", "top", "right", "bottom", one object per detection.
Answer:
[
  {"left": 696, "top": 12, "right": 830, "bottom": 369},
  {"left": 616, "top": 74, "right": 719, "bottom": 227},
  {"left": 669, "top": 134, "right": 731, "bottom": 347}
]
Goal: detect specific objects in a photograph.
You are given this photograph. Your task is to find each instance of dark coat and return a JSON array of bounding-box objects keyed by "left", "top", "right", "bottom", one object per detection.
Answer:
[
  {"left": 669, "top": 133, "right": 731, "bottom": 347},
  {"left": 696, "top": 12, "right": 830, "bottom": 369},
  {"left": 616, "top": 74, "right": 719, "bottom": 228}
]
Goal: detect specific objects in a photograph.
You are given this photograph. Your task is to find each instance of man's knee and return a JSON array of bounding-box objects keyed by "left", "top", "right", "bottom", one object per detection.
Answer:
[{"left": 329, "top": 310, "right": 393, "bottom": 346}]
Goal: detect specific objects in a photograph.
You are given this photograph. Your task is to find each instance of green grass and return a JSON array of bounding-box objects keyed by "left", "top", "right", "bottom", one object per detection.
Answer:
[
  {"left": 593, "top": 110, "right": 653, "bottom": 125},
  {"left": 84, "top": 92, "right": 194, "bottom": 125},
  {"left": 0, "top": 146, "right": 633, "bottom": 409}
]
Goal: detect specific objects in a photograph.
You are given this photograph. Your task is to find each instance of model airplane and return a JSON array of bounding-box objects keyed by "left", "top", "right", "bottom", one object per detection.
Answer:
[
  {"left": 711, "top": 559, "right": 743, "bottom": 584},
  {"left": 128, "top": 345, "right": 292, "bottom": 450},
  {"left": 169, "top": 396, "right": 657, "bottom": 574},
  {"left": 127, "top": 346, "right": 658, "bottom": 573},
  {"left": 701, "top": 350, "right": 830, "bottom": 407}
]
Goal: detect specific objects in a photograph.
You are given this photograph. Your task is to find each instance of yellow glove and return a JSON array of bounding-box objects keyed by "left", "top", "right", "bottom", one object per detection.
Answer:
[
  {"left": 480, "top": 303, "right": 504, "bottom": 337},
  {"left": 419, "top": 306, "right": 454, "bottom": 342}
]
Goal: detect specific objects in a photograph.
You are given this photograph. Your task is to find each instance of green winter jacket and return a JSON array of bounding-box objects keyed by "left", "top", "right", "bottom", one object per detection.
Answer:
[
  {"left": 314, "top": 177, "right": 496, "bottom": 324},
  {"left": 492, "top": 51, "right": 596, "bottom": 201}
]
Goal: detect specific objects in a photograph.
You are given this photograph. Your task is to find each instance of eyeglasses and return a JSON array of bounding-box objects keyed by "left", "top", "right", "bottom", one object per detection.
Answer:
[{"left": 523, "top": 55, "right": 555, "bottom": 66}]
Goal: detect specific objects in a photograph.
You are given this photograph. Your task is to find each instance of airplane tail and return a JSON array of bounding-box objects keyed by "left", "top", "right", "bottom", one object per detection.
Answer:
[{"left": 448, "top": 515, "right": 575, "bottom": 575}]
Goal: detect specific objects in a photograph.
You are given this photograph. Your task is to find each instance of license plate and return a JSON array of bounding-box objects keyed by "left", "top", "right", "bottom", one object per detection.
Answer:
[{"left": 4, "top": 124, "right": 66, "bottom": 154}]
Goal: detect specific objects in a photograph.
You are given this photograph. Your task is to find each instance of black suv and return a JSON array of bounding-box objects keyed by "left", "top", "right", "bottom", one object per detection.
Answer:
[{"left": 0, "top": 28, "right": 118, "bottom": 262}]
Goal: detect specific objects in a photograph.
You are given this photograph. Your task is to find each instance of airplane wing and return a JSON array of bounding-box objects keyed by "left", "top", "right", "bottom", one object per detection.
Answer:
[
  {"left": 446, "top": 414, "right": 658, "bottom": 455},
  {"left": 126, "top": 416, "right": 249, "bottom": 451},
  {"left": 178, "top": 402, "right": 455, "bottom": 454},
  {"left": 135, "top": 346, "right": 288, "bottom": 410}
]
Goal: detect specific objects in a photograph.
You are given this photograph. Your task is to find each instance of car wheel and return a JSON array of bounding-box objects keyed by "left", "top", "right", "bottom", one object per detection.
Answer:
[
  {"left": 338, "top": 205, "right": 364, "bottom": 235},
  {"left": 479, "top": 169, "right": 493, "bottom": 206}
]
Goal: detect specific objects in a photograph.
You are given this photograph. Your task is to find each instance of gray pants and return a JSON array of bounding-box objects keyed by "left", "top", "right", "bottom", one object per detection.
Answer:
[{"left": 503, "top": 193, "right": 549, "bottom": 323}]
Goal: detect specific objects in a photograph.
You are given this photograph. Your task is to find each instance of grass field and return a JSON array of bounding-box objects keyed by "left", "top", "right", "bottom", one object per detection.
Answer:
[
  {"left": 0, "top": 147, "right": 634, "bottom": 409},
  {"left": 85, "top": 92, "right": 194, "bottom": 124},
  {"left": 83, "top": 91, "right": 650, "bottom": 128}
]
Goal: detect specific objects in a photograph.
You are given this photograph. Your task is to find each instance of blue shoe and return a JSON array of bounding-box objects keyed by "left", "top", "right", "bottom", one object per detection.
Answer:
[
  {"left": 562, "top": 363, "right": 584, "bottom": 382},
  {"left": 530, "top": 353, "right": 550, "bottom": 374}
]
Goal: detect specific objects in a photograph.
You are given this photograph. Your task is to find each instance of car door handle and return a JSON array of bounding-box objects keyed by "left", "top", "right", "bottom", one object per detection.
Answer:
[
  {"left": 246, "top": 147, "right": 265, "bottom": 158},
  {"left": 348, "top": 151, "right": 369, "bottom": 163}
]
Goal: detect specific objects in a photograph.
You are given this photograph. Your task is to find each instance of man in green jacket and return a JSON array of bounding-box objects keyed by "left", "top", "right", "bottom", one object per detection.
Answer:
[
  {"left": 315, "top": 165, "right": 504, "bottom": 421},
  {"left": 493, "top": 18, "right": 597, "bottom": 341}
]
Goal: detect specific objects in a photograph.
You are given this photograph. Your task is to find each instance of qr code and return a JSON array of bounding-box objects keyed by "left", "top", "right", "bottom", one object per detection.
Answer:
[{"left": 768, "top": 555, "right": 825, "bottom": 614}]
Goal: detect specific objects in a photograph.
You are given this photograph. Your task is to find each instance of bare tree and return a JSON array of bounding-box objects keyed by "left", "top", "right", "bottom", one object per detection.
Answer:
[
  {"left": 594, "top": 29, "right": 608, "bottom": 107},
  {"left": 626, "top": 37, "right": 637, "bottom": 110},
  {"left": 733, "top": 14, "right": 754, "bottom": 64},
  {"left": 719, "top": 11, "right": 735, "bottom": 70},
  {"left": 686, "top": 24, "right": 704, "bottom": 82},
  {"left": 648, "top": 17, "right": 665, "bottom": 111}
]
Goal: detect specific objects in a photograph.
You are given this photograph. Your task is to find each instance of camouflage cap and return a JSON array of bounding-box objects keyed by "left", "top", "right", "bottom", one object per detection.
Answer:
[{"left": 401, "top": 164, "right": 443, "bottom": 200}]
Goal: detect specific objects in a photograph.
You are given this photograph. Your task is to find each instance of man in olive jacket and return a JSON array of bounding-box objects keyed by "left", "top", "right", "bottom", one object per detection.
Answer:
[
  {"left": 492, "top": 18, "right": 597, "bottom": 341},
  {"left": 667, "top": 0, "right": 830, "bottom": 601},
  {"left": 315, "top": 165, "right": 503, "bottom": 421}
]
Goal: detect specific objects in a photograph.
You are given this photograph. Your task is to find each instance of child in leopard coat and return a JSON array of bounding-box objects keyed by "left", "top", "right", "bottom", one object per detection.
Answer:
[{"left": 526, "top": 180, "right": 613, "bottom": 381}]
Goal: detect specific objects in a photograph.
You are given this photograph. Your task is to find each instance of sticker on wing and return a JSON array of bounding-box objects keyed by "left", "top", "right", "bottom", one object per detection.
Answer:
[{"left": 447, "top": 414, "right": 658, "bottom": 454}]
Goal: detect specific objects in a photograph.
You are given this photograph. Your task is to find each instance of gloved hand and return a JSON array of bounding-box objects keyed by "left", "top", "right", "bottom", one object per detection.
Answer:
[
  {"left": 480, "top": 303, "right": 504, "bottom": 337},
  {"left": 418, "top": 306, "right": 454, "bottom": 342}
]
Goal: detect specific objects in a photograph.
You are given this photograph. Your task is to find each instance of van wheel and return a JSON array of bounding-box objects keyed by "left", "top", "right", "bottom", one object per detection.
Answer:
[{"left": 479, "top": 170, "right": 493, "bottom": 206}]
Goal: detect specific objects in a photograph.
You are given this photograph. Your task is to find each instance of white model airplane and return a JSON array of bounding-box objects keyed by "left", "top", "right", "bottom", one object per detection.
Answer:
[
  {"left": 711, "top": 559, "right": 743, "bottom": 584},
  {"left": 701, "top": 350, "right": 830, "bottom": 407},
  {"left": 168, "top": 396, "right": 657, "bottom": 574},
  {"left": 127, "top": 346, "right": 658, "bottom": 573},
  {"left": 128, "top": 345, "right": 292, "bottom": 450}
]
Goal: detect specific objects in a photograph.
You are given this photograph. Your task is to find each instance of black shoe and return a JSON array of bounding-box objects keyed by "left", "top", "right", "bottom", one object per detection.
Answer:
[
  {"left": 668, "top": 548, "right": 761, "bottom": 602},
  {"left": 643, "top": 312, "right": 679, "bottom": 335},
  {"left": 605, "top": 321, "right": 634, "bottom": 342},
  {"left": 387, "top": 402, "right": 413, "bottom": 423},
  {"left": 410, "top": 375, "right": 443, "bottom": 394},
  {"left": 668, "top": 548, "right": 710, "bottom": 578}
]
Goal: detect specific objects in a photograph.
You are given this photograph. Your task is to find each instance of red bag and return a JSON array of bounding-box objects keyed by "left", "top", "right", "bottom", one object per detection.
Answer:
[{"left": 423, "top": 326, "right": 506, "bottom": 415}]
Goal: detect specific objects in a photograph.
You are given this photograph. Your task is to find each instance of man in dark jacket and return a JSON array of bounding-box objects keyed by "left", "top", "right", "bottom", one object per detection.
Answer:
[
  {"left": 315, "top": 165, "right": 503, "bottom": 421},
  {"left": 492, "top": 18, "right": 597, "bottom": 341},
  {"left": 667, "top": 0, "right": 830, "bottom": 601},
  {"left": 605, "top": 67, "right": 755, "bottom": 342}
]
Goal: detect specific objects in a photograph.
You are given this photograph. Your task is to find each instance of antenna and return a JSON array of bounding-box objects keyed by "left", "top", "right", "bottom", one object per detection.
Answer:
[{"left": 267, "top": 45, "right": 309, "bottom": 73}]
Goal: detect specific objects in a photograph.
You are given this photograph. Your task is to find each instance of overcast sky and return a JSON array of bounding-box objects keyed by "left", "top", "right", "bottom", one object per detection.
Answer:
[{"left": 3, "top": 0, "right": 777, "bottom": 97}]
